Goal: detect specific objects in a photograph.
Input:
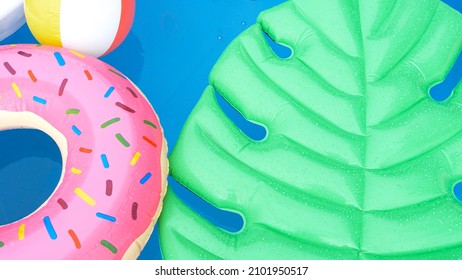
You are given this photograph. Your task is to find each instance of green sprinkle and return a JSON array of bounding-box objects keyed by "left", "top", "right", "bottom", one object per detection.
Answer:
[
  {"left": 101, "top": 117, "right": 121, "bottom": 128},
  {"left": 66, "top": 109, "right": 80, "bottom": 115},
  {"left": 144, "top": 120, "right": 157, "bottom": 129},
  {"left": 108, "top": 69, "right": 126, "bottom": 79},
  {"left": 101, "top": 240, "right": 117, "bottom": 254},
  {"left": 115, "top": 133, "right": 130, "bottom": 147},
  {"left": 0, "top": 241, "right": 4, "bottom": 248}
]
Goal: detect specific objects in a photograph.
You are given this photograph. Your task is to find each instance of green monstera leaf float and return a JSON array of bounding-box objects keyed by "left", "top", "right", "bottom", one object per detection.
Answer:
[{"left": 159, "top": 0, "right": 462, "bottom": 259}]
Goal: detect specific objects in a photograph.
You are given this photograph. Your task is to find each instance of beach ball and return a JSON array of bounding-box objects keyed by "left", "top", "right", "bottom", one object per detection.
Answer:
[{"left": 24, "top": 0, "right": 135, "bottom": 57}]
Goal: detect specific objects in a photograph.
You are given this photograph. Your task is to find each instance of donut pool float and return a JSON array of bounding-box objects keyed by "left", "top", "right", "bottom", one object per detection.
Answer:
[
  {"left": 0, "top": 0, "right": 25, "bottom": 41},
  {"left": 24, "top": 0, "right": 135, "bottom": 57},
  {"left": 0, "top": 44, "right": 167, "bottom": 259}
]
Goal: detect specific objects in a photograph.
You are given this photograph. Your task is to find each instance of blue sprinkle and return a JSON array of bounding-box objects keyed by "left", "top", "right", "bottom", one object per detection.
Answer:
[
  {"left": 101, "top": 154, "right": 109, "bottom": 168},
  {"left": 54, "top": 52, "right": 66, "bottom": 66},
  {"left": 72, "top": 125, "right": 81, "bottom": 136},
  {"left": 43, "top": 216, "right": 57, "bottom": 240},
  {"left": 104, "top": 86, "right": 115, "bottom": 98},
  {"left": 454, "top": 182, "right": 462, "bottom": 202},
  {"left": 140, "top": 172, "right": 152, "bottom": 185},
  {"left": 96, "top": 212, "right": 116, "bottom": 222},
  {"left": 33, "top": 96, "right": 47, "bottom": 105}
]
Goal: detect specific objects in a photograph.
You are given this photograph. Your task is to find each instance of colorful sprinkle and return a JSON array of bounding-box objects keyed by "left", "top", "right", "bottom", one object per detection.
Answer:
[
  {"left": 106, "top": 180, "right": 113, "bottom": 196},
  {"left": 84, "top": 70, "right": 93, "bottom": 80},
  {"left": 17, "top": 51, "right": 32, "bottom": 57},
  {"left": 143, "top": 136, "right": 157, "bottom": 147},
  {"left": 140, "top": 172, "right": 152, "bottom": 185},
  {"left": 72, "top": 125, "right": 82, "bottom": 136},
  {"left": 115, "top": 102, "right": 135, "bottom": 113},
  {"left": 74, "top": 188, "right": 96, "bottom": 206},
  {"left": 71, "top": 167, "right": 83, "bottom": 175},
  {"left": 33, "top": 96, "right": 47, "bottom": 105},
  {"left": 11, "top": 82, "right": 22, "bottom": 98},
  {"left": 101, "top": 240, "right": 117, "bottom": 254},
  {"left": 68, "top": 230, "right": 81, "bottom": 249},
  {"left": 126, "top": 87, "right": 138, "bottom": 98},
  {"left": 57, "top": 198, "right": 68, "bottom": 209},
  {"left": 130, "top": 152, "right": 141, "bottom": 166},
  {"left": 144, "top": 120, "right": 157, "bottom": 129},
  {"left": 18, "top": 224, "right": 25, "bottom": 240},
  {"left": 28, "top": 70, "right": 37, "bottom": 82},
  {"left": 115, "top": 133, "right": 130, "bottom": 147},
  {"left": 104, "top": 86, "right": 115, "bottom": 98},
  {"left": 108, "top": 68, "right": 126, "bottom": 79},
  {"left": 54, "top": 52, "right": 66, "bottom": 66},
  {"left": 0, "top": 241, "right": 4, "bottom": 248},
  {"left": 100, "top": 117, "right": 120, "bottom": 128},
  {"left": 79, "top": 147, "right": 92, "bottom": 154},
  {"left": 101, "top": 154, "right": 109, "bottom": 168},
  {"left": 59, "top": 78, "right": 68, "bottom": 96},
  {"left": 96, "top": 212, "right": 116, "bottom": 223},
  {"left": 43, "top": 216, "right": 57, "bottom": 240},
  {"left": 132, "top": 202, "right": 138, "bottom": 220},
  {"left": 66, "top": 109, "right": 80, "bottom": 115},
  {"left": 69, "top": 49, "right": 85, "bottom": 58},
  {"left": 4, "top": 62, "right": 16, "bottom": 75}
]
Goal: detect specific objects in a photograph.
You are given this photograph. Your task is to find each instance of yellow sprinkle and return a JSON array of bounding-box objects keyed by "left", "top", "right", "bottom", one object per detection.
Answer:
[
  {"left": 130, "top": 152, "right": 141, "bottom": 166},
  {"left": 71, "top": 167, "right": 83, "bottom": 175},
  {"left": 12, "top": 82, "right": 22, "bottom": 98},
  {"left": 69, "top": 49, "right": 85, "bottom": 58},
  {"left": 74, "top": 188, "right": 96, "bottom": 206},
  {"left": 18, "top": 224, "right": 25, "bottom": 240}
]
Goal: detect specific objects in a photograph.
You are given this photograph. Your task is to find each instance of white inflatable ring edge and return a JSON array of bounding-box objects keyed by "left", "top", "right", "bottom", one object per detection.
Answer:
[{"left": 0, "top": 0, "right": 26, "bottom": 41}]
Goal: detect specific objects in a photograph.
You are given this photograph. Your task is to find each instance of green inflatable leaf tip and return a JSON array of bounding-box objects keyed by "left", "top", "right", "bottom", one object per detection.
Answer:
[{"left": 159, "top": 0, "right": 462, "bottom": 259}]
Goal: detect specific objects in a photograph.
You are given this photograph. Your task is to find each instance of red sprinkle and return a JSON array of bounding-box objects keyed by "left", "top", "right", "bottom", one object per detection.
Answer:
[
  {"left": 84, "top": 70, "right": 93, "bottom": 80},
  {"left": 59, "top": 78, "right": 68, "bottom": 96},
  {"left": 17, "top": 51, "right": 32, "bottom": 57},
  {"left": 79, "top": 147, "right": 93, "bottom": 154},
  {"left": 57, "top": 198, "right": 68, "bottom": 209},
  {"left": 115, "top": 102, "right": 135, "bottom": 113},
  {"left": 106, "top": 180, "right": 113, "bottom": 196},
  {"left": 4, "top": 62, "right": 16, "bottom": 75},
  {"left": 143, "top": 136, "right": 157, "bottom": 147},
  {"left": 68, "top": 230, "right": 81, "bottom": 249},
  {"left": 126, "top": 87, "right": 138, "bottom": 98},
  {"left": 28, "top": 70, "right": 37, "bottom": 82},
  {"left": 132, "top": 202, "right": 138, "bottom": 220}
]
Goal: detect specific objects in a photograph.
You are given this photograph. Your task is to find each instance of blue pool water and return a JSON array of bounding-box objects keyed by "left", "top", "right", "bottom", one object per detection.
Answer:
[{"left": 0, "top": 0, "right": 460, "bottom": 260}]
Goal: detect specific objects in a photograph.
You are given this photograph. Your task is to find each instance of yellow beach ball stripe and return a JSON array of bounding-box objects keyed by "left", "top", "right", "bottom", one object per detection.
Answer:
[
  {"left": 24, "top": 0, "right": 135, "bottom": 57},
  {"left": 24, "top": 0, "right": 62, "bottom": 47}
]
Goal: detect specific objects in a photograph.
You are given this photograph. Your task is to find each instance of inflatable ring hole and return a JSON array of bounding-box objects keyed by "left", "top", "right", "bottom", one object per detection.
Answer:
[
  {"left": 262, "top": 31, "right": 293, "bottom": 59},
  {"left": 0, "top": 129, "right": 62, "bottom": 225},
  {"left": 429, "top": 50, "right": 462, "bottom": 102},
  {"left": 453, "top": 181, "right": 462, "bottom": 203},
  {"left": 214, "top": 89, "right": 267, "bottom": 142},
  {"left": 169, "top": 177, "right": 245, "bottom": 234}
]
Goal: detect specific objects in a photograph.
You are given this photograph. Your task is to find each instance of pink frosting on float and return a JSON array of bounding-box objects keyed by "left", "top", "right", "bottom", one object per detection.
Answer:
[{"left": 0, "top": 44, "right": 165, "bottom": 259}]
